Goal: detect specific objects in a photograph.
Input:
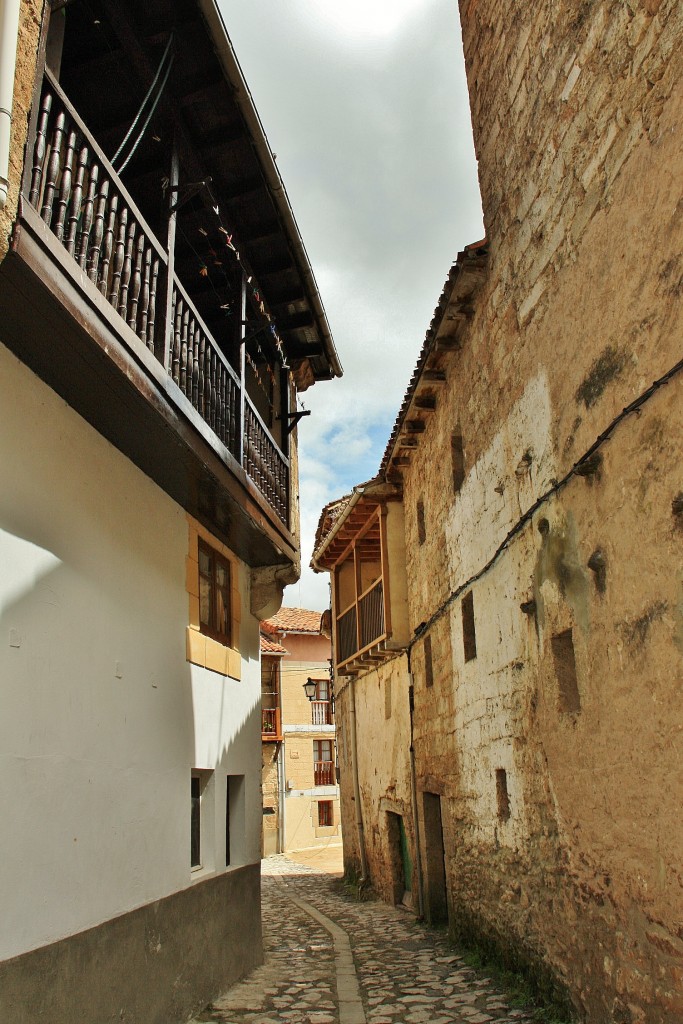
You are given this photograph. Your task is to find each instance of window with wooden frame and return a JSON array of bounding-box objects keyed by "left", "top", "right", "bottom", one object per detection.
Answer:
[
  {"left": 198, "top": 540, "right": 231, "bottom": 646},
  {"left": 318, "top": 800, "right": 333, "bottom": 827},
  {"left": 314, "top": 739, "right": 334, "bottom": 786}
]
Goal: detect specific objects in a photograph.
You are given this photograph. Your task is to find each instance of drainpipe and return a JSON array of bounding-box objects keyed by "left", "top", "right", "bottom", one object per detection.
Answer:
[
  {"left": 0, "top": 0, "right": 21, "bottom": 211},
  {"left": 277, "top": 741, "right": 286, "bottom": 854},
  {"left": 407, "top": 653, "right": 425, "bottom": 918},
  {"left": 347, "top": 677, "right": 368, "bottom": 882}
]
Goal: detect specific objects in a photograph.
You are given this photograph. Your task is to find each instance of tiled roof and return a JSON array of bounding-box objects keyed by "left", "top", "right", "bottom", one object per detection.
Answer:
[
  {"left": 265, "top": 607, "right": 323, "bottom": 634},
  {"left": 260, "top": 631, "right": 288, "bottom": 655},
  {"left": 379, "top": 240, "right": 488, "bottom": 476}
]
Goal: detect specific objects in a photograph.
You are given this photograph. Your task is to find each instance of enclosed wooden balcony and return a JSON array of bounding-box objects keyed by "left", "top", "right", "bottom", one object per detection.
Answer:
[
  {"left": 0, "top": 0, "right": 341, "bottom": 571},
  {"left": 312, "top": 484, "right": 410, "bottom": 675}
]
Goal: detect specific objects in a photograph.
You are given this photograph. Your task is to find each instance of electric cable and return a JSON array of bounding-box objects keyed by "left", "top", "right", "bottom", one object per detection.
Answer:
[{"left": 111, "top": 31, "right": 174, "bottom": 167}]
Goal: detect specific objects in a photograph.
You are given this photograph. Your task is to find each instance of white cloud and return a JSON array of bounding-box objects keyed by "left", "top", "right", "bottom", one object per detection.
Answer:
[{"left": 221, "top": 0, "right": 483, "bottom": 611}]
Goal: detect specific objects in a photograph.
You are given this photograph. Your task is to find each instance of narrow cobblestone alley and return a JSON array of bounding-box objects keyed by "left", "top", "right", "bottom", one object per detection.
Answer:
[{"left": 191, "top": 857, "right": 537, "bottom": 1024}]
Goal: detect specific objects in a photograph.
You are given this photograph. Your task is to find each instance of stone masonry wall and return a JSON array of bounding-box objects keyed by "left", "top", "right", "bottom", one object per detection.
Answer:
[
  {"left": 336, "top": 658, "right": 414, "bottom": 904},
  {"left": 399, "top": 3, "right": 683, "bottom": 1021},
  {"left": 0, "top": 0, "right": 43, "bottom": 262}
]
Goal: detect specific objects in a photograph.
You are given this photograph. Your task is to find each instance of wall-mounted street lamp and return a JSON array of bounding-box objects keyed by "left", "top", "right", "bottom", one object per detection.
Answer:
[
  {"left": 303, "top": 677, "right": 317, "bottom": 701},
  {"left": 303, "top": 676, "right": 335, "bottom": 712}
]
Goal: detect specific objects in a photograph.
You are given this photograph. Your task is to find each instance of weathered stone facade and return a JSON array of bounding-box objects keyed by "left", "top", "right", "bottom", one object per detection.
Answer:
[
  {"left": 314, "top": 3, "right": 683, "bottom": 1021},
  {"left": 0, "top": 0, "right": 42, "bottom": 260}
]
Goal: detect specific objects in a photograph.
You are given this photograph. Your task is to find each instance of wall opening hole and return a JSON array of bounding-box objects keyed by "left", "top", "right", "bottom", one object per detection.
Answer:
[
  {"left": 452, "top": 432, "right": 465, "bottom": 493},
  {"left": 417, "top": 499, "right": 426, "bottom": 545},
  {"left": 495, "top": 769, "right": 510, "bottom": 821},
  {"left": 462, "top": 591, "right": 477, "bottom": 662},
  {"left": 424, "top": 635, "right": 434, "bottom": 688},
  {"left": 551, "top": 628, "right": 581, "bottom": 713}
]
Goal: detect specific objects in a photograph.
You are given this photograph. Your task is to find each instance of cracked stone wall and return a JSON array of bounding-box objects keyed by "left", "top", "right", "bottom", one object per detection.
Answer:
[{"left": 398, "top": 2, "right": 683, "bottom": 1021}]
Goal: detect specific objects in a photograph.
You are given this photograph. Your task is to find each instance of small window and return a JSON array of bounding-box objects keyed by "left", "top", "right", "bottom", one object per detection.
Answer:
[
  {"left": 462, "top": 591, "right": 477, "bottom": 662},
  {"left": 226, "top": 774, "right": 245, "bottom": 868},
  {"left": 198, "top": 540, "right": 231, "bottom": 646},
  {"left": 318, "top": 800, "right": 333, "bottom": 827},
  {"left": 191, "top": 770, "right": 215, "bottom": 872},
  {"left": 452, "top": 432, "right": 465, "bottom": 493},
  {"left": 417, "top": 500, "right": 426, "bottom": 545},
  {"left": 385, "top": 677, "right": 392, "bottom": 720},
  {"left": 424, "top": 636, "right": 434, "bottom": 688},
  {"left": 496, "top": 769, "right": 510, "bottom": 821},
  {"left": 191, "top": 775, "right": 201, "bottom": 868},
  {"left": 551, "top": 629, "right": 581, "bottom": 713}
]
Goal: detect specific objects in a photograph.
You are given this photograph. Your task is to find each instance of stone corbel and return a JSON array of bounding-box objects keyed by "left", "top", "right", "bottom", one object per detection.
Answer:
[{"left": 250, "top": 562, "right": 299, "bottom": 619}]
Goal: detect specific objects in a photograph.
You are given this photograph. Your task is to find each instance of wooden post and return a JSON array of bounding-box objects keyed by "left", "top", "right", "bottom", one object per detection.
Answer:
[
  {"left": 159, "top": 141, "right": 179, "bottom": 368},
  {"left": 238, "top": 270, "right": 247, "bottom": 467},
  {"left": 379, "top": 505, "right": 392, "bottom": 640}
]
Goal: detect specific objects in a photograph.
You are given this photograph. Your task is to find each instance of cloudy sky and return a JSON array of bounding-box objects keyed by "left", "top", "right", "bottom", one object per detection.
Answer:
[{"left": 221, "top": 0, "right": 484, "bottom": 610}]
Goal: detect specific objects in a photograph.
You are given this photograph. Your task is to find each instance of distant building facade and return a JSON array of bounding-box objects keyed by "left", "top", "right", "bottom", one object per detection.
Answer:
[
  {"left": 313, "top": 3, "right": 683, "bottom": 1022},
  {"left": 261, "top": 608, "right": 341, "bottom": 856}
]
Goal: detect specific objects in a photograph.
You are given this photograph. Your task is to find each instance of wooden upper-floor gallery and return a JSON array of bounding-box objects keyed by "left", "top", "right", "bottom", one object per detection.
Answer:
[{"left": 0, "top": 0, "right": 341, "bottom": 571}]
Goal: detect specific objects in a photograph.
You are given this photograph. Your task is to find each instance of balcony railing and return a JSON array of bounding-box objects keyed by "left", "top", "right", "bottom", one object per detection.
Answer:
[
  {"left": 314, "top": 760, "right": 335, "bottom": 786},
  {"left": 261, "top": 707, "right": 282, "bottom": 740},
  {"left": 336, "top": 577, "right": 386, "bottom": 670},
  {"left": 311, "top": 700, "right": 334, "bottom": 727},
  {"left": 24, "top": 70, "right": 289, "bottom": 525}
]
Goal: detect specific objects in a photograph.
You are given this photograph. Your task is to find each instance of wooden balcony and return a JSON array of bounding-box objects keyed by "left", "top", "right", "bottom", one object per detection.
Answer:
[
  {"left": 0, "top": 69, "right": 294, "bottom": 567},
  {"left": 311, "top": 700, "right": 334, "bottom": 727},
  {"left": 314, "top": 761, "right": 335, "bottom": 787},
  {"left": 337, "top": 577, "right": 388, "bottom": 671},
  {"left": 261, "top": 707, "right": 282, "bottom": 741}
]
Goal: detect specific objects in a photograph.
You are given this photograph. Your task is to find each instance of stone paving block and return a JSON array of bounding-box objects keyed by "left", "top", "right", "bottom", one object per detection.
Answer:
[{"left": 189, "top": 856, "right": 546, "bottom": 1024}]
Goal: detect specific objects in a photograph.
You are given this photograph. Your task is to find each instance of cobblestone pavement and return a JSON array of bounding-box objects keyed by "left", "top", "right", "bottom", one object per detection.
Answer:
[{"left": 191, "top": 855, "right": 537, "bottom": 1024}]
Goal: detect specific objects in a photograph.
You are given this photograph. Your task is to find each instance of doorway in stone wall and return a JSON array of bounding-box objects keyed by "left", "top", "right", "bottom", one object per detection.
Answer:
[
  {"left": 386, "top": 811, "right": 413, "bottom": 908},
  {"left": 422, "top": 792, "right": 449, "bottom": 925}
]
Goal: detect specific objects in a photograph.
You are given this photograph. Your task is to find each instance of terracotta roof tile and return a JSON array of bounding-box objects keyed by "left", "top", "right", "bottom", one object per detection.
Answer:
[
  {"left": 260, "top": 632, "right": 288, "bottom": 655},
  {"left": 265, "top": 607, "right": 323, "bottom": 633}
]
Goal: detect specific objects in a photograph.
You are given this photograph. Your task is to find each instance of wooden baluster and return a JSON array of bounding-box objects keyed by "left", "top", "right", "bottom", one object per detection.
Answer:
[
  {"left": 191, "top": 325, "right": 200, "bottom": 409},
  {"left": 118, "top": 219, "right": 136, "bottom": 319},
  {"left": 180, "top": 306, "right": 190, "bottom": 395},
  {"left": 87, "top": 177, "right": 109, "bottom": 284},
  {"left": 40, "top": 110, "right": 65, "bottom": 225},
  {"left": 147, "top": 258, "right": 160, "bottom": 353},
  {"left": 77, "top": 162, "right": 99, "bottom": 268},
  {"left": 172, "top": 296, "right": 182, "bottom": 384},
  {"left": 54, "top": 128, "right": 77, "bottom": 242},
  {"left": 109, "top": 206, "right": 128, "bottom": 307},
  {"left": 127, "top": 233, "right": 145, "bottom": 331},
  {"left": 138, "top": 247, "right": 152, "bottom": 345},
  {"left": 65, "top": 144, "right": 88, "bottom": 257},
  {"left": 29, "top": 90, "right": 52, "bottom": 209},
  {"left": 217, "top": 365, "right": 226, "bottom": 443},
  {"left": 198, "top": 333, "right": 206, "bottom": 417},
  {"left": 230, "top": 379, "right": 237, "bottom": 454},
  {"left": 210, "top": 349, "right": 218, "bottom": 431},
  {"left": 99, "top": 194, "right": 118, "bottom": 296}
]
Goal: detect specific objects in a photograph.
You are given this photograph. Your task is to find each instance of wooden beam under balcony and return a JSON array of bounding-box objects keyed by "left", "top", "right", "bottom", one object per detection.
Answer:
[{"left": 1, "top": 200, "right": 296, "bottom": 569}]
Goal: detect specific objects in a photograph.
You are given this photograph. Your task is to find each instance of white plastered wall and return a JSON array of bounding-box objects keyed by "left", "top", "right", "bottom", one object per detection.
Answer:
[{"left": 0, "top": 343, "right": 262, "bottom": 960}]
